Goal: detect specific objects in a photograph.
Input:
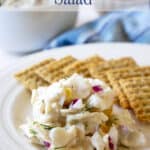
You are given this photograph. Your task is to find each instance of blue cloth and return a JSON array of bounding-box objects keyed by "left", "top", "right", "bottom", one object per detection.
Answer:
[{"left": 46, "top": 9, "right": 150, "bottom": 49}]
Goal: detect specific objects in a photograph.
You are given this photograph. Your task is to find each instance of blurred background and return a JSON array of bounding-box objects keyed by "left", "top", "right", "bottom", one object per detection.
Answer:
[{"left": 0, "top": 0, "right": 149, "bottom": 70}]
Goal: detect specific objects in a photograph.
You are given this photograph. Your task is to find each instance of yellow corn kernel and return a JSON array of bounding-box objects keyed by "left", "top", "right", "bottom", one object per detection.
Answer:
[{"left": 64, "top": 88, "right": 73, "bottom": 104}]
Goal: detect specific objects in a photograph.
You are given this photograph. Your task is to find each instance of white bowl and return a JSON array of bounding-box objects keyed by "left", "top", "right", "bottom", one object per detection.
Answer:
[{"left": 0, "top": 8, "right": 77, "bottom": 53}]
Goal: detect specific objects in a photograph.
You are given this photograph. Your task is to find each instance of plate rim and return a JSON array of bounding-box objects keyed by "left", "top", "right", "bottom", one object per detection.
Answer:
[{"left": 2, "top": 43, "right": 150, "bottom": 73}]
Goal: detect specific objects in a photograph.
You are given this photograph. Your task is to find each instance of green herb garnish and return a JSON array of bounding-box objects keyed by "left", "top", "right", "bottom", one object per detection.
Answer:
[
  {"left": 29, "top": 129, "right": 37, "bottom": 135},
  {"left": 40, "top": 124, "right": 55, "bottom": 130},
  {"left": 33, "top": 121, "right": 38, "bottom": 125},
  {"left": 54, "top": 146, "right": 66, "bottom": 150},
  {"left": 32, "top": 121, "right": 54, "bottom": 130},
  {"left": 119, "top": 144, "right": 130, "bottom": 149},
  {"left": 84, "top": 103, "right": 92, "bottom": 111}
]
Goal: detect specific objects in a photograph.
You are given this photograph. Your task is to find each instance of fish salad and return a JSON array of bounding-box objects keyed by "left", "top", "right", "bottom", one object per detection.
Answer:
[{"left": 20, "top": 74, "right": 146, "bottom": 150}]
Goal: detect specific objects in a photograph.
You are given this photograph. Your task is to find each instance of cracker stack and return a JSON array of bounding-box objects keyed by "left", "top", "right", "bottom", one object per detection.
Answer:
[
  {"left": 89, "top": 57, "right": 138, "bottom": 85},
  {"left": 119, "top": 76, "right": 150, "bottom": 122},
  {"left": 15, "top": 55, "right": 105, "bottom": 90},
  {"left": 107, "top": 67, "right": 150, "bottom": 108},
  {"left": 15, "top": 59, "right": 55, "bottom": 90},
  {"left": 35, "top": 56, "right": 77, "bottom": 83},
  {"left": 63, "top": 55, "right": 105, "bottom": 77}
]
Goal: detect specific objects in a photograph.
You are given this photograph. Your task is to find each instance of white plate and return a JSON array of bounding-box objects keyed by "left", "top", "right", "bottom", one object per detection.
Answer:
[{"left": 0, "top": 43, "right": 150, "bottom": 150}]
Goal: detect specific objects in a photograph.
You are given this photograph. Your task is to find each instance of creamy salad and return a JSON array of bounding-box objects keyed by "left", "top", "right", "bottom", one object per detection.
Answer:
[{"left": 20, "top": 74, "right": 146, "bottom": 150}]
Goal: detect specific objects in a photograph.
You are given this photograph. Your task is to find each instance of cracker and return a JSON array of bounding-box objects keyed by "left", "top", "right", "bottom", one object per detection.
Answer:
[
  {"left": 119, "top": 76, "right": 150, "bottom": 122},
  {"left": 22, "top": 74, "right": 49, "bottom": 91},
  {"left": 63, "top": 60, "right": 90, "bottom": 77},
  {"left": 63, "top": 55, "right": 105, "bottom": 77},
  {"left": 15, "top": 59, "right": 55, "bottom": 90},
  {"left": 89, "top": 57, "right": 137, "bottom": 86},
  {"left": 107, "top": 67, "right": 150, "bottom": 108},
  {"left": 85, "top": 55, "right": 105, "bottom": 64},
  {"left": 35, "top": 56, "right": 76, "bottom": 83}
]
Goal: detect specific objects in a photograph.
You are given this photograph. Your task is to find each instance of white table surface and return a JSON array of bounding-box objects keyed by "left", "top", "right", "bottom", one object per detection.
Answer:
[{"left": 0, "top": 6, "right": 99, "bottom": 71}]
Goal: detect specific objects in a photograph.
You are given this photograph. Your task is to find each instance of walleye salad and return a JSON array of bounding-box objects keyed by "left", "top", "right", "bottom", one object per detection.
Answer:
[{"left": 20, "top": 74, "right": 146, "bottom": 150}]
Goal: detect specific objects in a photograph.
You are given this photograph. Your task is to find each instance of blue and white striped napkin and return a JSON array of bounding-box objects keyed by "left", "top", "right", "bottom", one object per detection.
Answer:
[{"left": 46, "top": 8, "right": 150, "bottom": 49}]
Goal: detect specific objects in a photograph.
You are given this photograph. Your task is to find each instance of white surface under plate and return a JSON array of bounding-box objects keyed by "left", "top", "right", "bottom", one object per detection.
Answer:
[{"left": 0, "top": 43, "right": 150, "bottom": 150}]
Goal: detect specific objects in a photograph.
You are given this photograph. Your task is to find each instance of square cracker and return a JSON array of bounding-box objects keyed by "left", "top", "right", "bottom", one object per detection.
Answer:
[
  {"left": 119, "top": 76, "right": 150, "bottom": 122},
  {"left": 15, "top": 58, "right": 55, "bottom": 90},
  {"left": 35, "top": 56, "right": 77, "bottom": 83},
  {"left": 107, "top": 66, "right": 150, "bottom": 108},
  {"left": 89, "top": 57, "right": 138, "bottom": 86},
  {"left": 63, "top": 55, "right": 105, "bottom": 77},
  {"left": 22, "top": 74, "right": 49, "bottom": 91},
  {"left": 63, "top": 60, "right": 91, "bottom": 77},
  {"left": 85, "top": 55, "right": 105, "bottom": 64}
]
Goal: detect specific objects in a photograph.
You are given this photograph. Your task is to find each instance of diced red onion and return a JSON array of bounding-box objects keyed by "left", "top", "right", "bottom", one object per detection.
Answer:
[
  {"left": 44, "top": 141, "right": 51, "bottom": 148},
  {"left": 71, "top": 99, "right": 79, "bottom": 105},
  {"left": 108, "top": 136, "right": 114, "bottom": 150},
  {"left": 92, "top": 85, "right": 103, "bottom": 93}
]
